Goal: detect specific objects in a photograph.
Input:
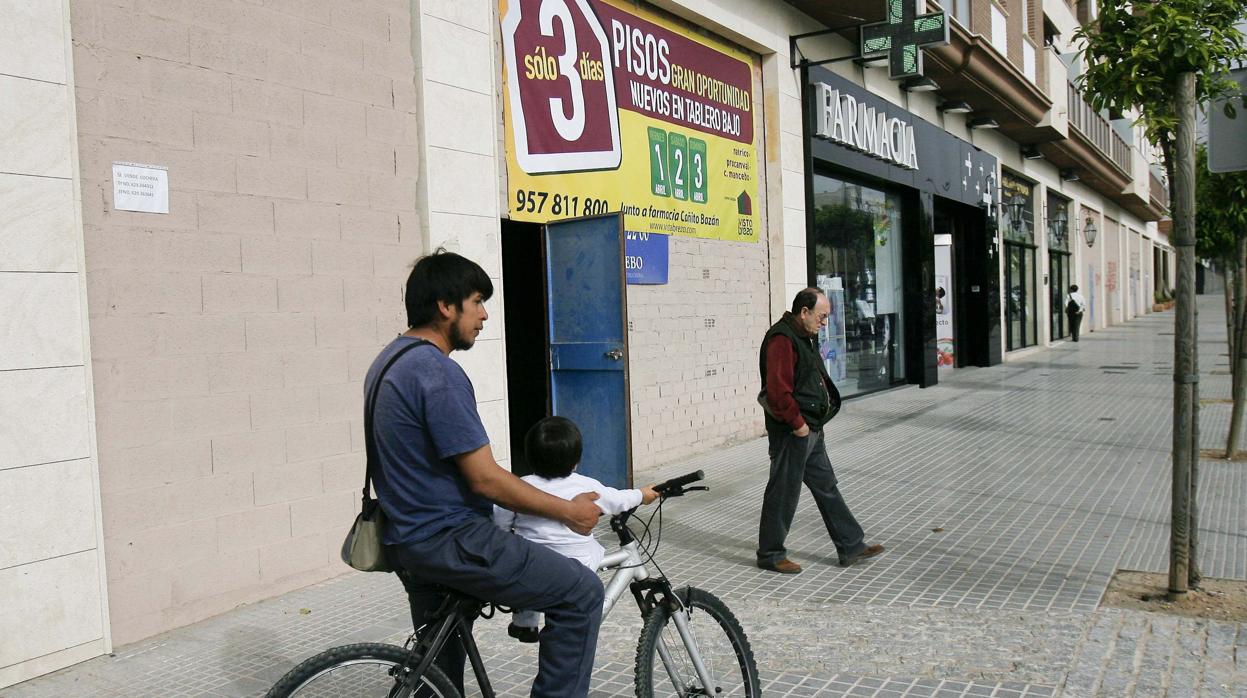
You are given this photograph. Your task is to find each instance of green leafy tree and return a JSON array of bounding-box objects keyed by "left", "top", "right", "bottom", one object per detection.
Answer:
[
  {"left": 1075, "top": 0, "right": 1247, "bottom": 594},
  {"left": 1076, "top": 1, "right": 1245, "bottom": 193}
]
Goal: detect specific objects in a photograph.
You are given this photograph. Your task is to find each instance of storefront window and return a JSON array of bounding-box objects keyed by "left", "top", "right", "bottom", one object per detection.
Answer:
[
  {"left": 1002, "top": 172, "right": 1037, "bottom": 350},
  {"left": 811, "top": 174, "right": 906, "bottom": 397}
]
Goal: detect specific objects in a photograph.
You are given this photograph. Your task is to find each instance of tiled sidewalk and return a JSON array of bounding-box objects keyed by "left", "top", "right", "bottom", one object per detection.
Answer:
[{"left": 8, "top": 297, "right": 1245, "bottom": 697}]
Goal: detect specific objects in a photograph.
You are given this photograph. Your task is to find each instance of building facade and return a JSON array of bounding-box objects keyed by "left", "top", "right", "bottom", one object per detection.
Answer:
[{"left": 0, "top": 0, "right": 1168, "bottom": 686}]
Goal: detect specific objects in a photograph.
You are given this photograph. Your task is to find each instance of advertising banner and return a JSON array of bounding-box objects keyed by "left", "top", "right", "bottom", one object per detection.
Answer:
[
  {"left": 500, "top": 0, "right": 760, "bottom": 243},
  {"left": 817, "top": 275, "right": 847, "bottom": 383},
  {"left": 934, "top": 241, "right": 954, "bottom": 370}
]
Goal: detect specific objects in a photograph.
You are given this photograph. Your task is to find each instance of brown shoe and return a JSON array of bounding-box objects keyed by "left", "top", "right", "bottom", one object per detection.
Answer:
[
  {"left": 757, "top": 558, "right": 802, "bottom": 574},
  {"left": 839, "top": 544, "right": 885, "bottom": 567}
]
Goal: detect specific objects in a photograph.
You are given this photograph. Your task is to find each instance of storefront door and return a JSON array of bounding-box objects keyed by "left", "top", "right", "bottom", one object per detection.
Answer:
[
  {"left": 1050, "top": 252, "right": 1071, "bottom": 339},
  {"left": 1002, "top": 172, "right": 1037, "bottom": 351},
  {"left": 1005, "top": 243, "right": 1038, "bottom": 350},
  {"left": 544, "top": 214, "right": 632, "bottom": 488}
]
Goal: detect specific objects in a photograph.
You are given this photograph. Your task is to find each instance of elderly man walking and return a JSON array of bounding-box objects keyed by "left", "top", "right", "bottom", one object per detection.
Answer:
[{"left": 756, "top": 288, "right": 884, "bottom": 574}]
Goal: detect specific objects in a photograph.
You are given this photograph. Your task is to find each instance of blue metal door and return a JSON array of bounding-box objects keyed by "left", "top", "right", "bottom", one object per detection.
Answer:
[{"left": 544, "top": 214, "right": 631, "bottom": 488}]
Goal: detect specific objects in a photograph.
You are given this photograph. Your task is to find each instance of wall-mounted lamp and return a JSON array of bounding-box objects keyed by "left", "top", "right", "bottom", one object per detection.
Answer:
[
  {"left": 1046, "top": 205, "right": 1069, "bottom": 249},
  {"left": 1082, "top": 218, "right": 1098, "bottom": 247},
  {"left": 1020, "top": 144, "right": 1044, "bottom": 160},
  {"left": 938, "top": 100, "right": 973, "bottom": 114},
  {"left": 1059, "top": 168, "right": 1079, "bottom": 182},
  {"left": 968, "top": 116, "right": 1000, "bottom": 129},
  {"left": 1004, "top": 194, "right": 1028, "bottom": 233},
  {"left": 902, "top": 76, "right": 940, "bottom": 92}
]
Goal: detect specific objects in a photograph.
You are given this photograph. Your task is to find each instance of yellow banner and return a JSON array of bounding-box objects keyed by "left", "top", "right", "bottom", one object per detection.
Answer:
[{"left": 500, "top": 0, "right": 759, "bottom": 242}]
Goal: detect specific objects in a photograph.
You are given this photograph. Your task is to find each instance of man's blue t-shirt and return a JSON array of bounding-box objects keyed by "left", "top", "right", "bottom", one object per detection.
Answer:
[{"left": 365, "top": 335, "right": 492, "bottom": 545}]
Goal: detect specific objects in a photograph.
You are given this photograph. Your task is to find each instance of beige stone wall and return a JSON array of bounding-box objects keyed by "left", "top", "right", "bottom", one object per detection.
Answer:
[{"left": 68, "top": 0, "right": 421, "bottom": 644}]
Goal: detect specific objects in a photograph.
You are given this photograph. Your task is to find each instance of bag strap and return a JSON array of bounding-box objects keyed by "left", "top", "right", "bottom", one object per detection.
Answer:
[{"left": 363, "top": 337, "right": 431, "bottom": 499}]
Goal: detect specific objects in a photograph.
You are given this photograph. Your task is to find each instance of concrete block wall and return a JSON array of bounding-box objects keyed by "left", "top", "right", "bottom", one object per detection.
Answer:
[
  {"left": 0, "top": 0, "right": 110, "bottom": 687},
  {"left": 68, "top": 0, "right": 421, "bottom": 644},
  {"left": 627, "top": 238, "right": 770, "bottom": 468}
]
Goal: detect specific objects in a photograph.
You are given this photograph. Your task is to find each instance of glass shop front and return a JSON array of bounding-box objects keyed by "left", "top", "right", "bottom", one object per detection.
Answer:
[{"left": 805, "top": 65, "right": 1002, "bottom": 397}]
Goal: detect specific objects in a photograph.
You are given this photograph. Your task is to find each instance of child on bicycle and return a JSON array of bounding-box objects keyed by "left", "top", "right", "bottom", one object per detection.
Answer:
[{"left": 493, "top": 416, "right": 659, "bottom": 642}]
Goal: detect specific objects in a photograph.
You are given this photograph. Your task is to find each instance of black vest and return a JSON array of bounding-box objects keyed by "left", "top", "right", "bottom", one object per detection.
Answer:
[{"left": 758, "top": 313, "right": 841, "bottom": 430}]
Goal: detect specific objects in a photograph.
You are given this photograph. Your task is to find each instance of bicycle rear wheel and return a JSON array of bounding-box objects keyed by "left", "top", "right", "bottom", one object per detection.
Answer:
[
  {"left": 265, "top": 642, "right": 460, "bottom": 698},
  {"left": 634, "top": 587, "right": 760, "bottom": 697}
]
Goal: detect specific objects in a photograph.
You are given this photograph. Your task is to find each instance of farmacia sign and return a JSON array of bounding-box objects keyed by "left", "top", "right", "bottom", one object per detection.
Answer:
[{"left": 812, "top": 82, "right": 919, "bottom": 170}]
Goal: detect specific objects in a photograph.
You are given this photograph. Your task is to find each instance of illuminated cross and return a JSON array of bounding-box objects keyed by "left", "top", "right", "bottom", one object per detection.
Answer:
[{"left": 860, "top": 0, "right": 950, "bottom": 80}]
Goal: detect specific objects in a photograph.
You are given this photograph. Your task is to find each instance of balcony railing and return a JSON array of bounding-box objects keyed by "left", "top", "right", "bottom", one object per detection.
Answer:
[
  {"left": 1067, "top": 81, "right": 1132, "bottom": 174},
  {"left": 1150, "top": 171, "right": 1170, "bottom": 211}
]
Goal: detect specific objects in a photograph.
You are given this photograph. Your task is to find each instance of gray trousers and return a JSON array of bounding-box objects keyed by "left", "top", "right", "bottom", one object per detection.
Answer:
[
  {"left": 757, "top": 426, "right": 866, "bottom": 565},
  {"left": 391, "top": 517, "right": 603, "bottom": 697}
]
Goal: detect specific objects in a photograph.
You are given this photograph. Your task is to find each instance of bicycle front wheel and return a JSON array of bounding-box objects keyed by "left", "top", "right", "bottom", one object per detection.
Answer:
[
  {"left": 265, "top": 642, "right": 460, "bottom": 698},
  {"left": 634, "top": 587, "right": 760, "bottom": 697}
]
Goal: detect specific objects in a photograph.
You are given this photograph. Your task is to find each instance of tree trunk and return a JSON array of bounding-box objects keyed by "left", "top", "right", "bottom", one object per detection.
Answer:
[
  {"left": 1190, "top": 275, "right": 1202, "bottom": 588},
  {"left": 1228, "top": 238, "right": 1247, "bottom": 458},
  {"left": 1170, "top": 72, "right": 1197, "bottom": 596},
  {"left": 1225, "top": 263, "right": 1236, "bottom": 368}
]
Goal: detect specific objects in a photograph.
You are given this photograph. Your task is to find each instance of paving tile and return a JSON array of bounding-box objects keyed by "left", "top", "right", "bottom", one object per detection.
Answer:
[{"left": 7, "top": 298, "right": 1243, "bottom": 696}]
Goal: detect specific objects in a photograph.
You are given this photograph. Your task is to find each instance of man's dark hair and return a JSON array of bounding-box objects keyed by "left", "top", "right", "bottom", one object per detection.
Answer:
[
  {"left": 525, "top": 416, "right": 583, "bottom": 479},
  {"left": 1070, "top": 284, "right": 1079, "bottom": 292},
  {"left": 405, "top": 249, "right": 494, "bottom": 328},
  {"left": 791, "top": 287, "right": 822, "bottom": 315}
]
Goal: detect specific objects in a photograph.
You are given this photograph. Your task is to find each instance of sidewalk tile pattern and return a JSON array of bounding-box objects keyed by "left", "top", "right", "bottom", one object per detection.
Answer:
[{"left": 6, "top": 299, "right": 1245, "bottom": 697}]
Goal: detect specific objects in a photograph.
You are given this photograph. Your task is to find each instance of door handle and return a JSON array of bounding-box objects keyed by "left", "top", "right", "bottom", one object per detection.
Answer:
[{"left": 604, "top": 349, "right": 624, "bottom": 361}]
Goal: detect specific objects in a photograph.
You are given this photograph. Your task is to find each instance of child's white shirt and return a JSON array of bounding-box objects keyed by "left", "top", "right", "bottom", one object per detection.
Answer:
[{"left": 492, "top": 472, "right": 643, "bottom": 571}]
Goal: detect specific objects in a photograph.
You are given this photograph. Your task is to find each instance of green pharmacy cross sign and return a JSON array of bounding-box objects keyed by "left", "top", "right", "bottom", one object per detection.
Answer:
[{"left": 860, "top": 0, "right": 950, "bottom": 80}]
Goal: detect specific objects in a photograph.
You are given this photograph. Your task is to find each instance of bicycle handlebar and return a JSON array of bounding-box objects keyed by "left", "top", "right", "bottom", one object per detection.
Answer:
[
  {"left": 607, "top": 470, "right": 705, "bottom": 547},
  {"left": 652, "top": 469, "right": 705, "bottom": 498}
]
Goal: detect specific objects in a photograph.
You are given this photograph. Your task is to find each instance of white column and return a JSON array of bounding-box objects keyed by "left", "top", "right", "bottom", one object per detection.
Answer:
[
  {"left": 0, "top": 0, "right": 110, "bottom": 687},
  {"left": 412, "top": 0, "right": 510, "bottom": 463}
]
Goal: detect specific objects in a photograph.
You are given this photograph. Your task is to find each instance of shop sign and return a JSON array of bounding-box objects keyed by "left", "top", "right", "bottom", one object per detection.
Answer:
[
  {"left": 807, "top": 66, "right": 997, "bottom": 210},
  {"left": 860, "top": 0, "right": 950, "bottom": 80},
  {"left": 812, "top": 83, "right": 918, "bottom": 170},
  {"left": 501, "top": 0, "right": 759, "bottom": 242},
  {"left": 624, "top": 231, "right": 669, "bottom": 284}
]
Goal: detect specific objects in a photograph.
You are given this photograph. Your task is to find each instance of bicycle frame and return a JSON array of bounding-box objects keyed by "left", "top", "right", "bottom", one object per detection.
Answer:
[
  {"left": 394, "top": 594, "right": 497, "bottom": 698},
  {"left": 598, "top": 541, "right": 648, "bottom": 616},
  {"left": 598, "top": 517, "right": 717, "bottom": 694},
  {"left": 396, "top": 472, "right": 716, "bottom": 698}
]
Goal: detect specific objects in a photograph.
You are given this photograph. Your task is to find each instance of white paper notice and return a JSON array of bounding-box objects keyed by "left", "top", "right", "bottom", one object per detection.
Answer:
[{"left": 112, "top": 162, "right": 169, "bottom": 214}]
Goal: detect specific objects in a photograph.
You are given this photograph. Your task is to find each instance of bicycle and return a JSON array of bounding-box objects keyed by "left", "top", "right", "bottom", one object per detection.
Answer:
[{"left": 265, "top": 470, "right": 760, "bottom": 697}]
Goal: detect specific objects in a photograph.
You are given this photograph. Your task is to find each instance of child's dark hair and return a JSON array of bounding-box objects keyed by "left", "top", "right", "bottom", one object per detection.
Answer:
[{"left": 525, "top": 416, "right": 582, "bottom": 479}]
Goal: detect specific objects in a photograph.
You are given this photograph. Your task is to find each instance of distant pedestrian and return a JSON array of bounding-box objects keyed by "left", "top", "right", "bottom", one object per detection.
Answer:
[
  {"left": 755, "top": 288, "right": 884, "bottom": 574},
  {"left": 1065, "top": 284, "right": 1087, "bottom": 342}
]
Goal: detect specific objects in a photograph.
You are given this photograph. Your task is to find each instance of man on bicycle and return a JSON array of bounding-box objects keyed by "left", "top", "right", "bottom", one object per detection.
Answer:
[{"left": 367, "top": 250, "right": 604, "bottom": 696}]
